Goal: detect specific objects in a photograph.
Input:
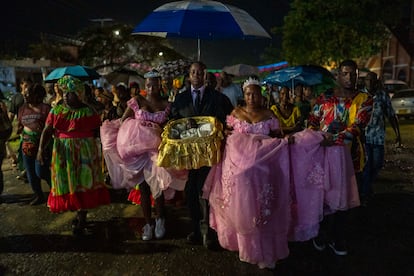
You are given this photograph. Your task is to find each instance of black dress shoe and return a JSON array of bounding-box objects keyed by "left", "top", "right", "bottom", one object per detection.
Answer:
[
  {"left": 186, "top": 232, "right": 202, "bottom": 245},
  {"left": 203, "top": 235, "right": 221, "bottom": 250},
  {"left": 30, "top": 195, "right": 46, "bottom": 205},
  {"left": 72, "top": 224, "right": 89, "bottom": 236}
]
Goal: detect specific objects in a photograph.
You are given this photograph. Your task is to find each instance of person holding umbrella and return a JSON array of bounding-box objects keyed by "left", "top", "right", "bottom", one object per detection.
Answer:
[{"left": 170, "top": 61, "right": 233, "bottom": 249}]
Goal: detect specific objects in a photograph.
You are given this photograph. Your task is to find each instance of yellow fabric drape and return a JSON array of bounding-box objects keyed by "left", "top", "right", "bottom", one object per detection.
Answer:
[
  {"left": 157, "top": 116, "right": 224, "bottom": 170},
  {"left": 348, "top": 92, "right": 370, "bottom": 172},
  {"left": 348, "top": 92, "right": 369, "bottom": 127}
]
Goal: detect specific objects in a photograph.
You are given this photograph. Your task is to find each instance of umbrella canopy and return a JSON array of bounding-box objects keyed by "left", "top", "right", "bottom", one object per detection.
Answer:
[
  {"left": 157, "top": 59, "right": 191, "bottom": 78},
  {"left": 132, "top": 0, "right": 271, "bottom": 60},
  {"left": 104, "top": 68, "right": 144, "bottom": 87},
  {"left": 222, "top": 64, "right": 259, "bottom": 77},
  {"left": 264, "top": 65, "right": 335, "bottom": 88},
  {"left": 45, "top": 65, "right": 101, "bottom": 83}
]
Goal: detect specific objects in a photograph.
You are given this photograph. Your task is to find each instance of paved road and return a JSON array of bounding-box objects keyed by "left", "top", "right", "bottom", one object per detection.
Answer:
[{"left": 1, "top": 149, "right": 414, "bottom": 275}]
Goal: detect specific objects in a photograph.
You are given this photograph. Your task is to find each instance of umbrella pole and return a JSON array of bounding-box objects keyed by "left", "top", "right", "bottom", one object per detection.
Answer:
[{"left": 197, "top": 38, "right": 201, "bottom": 61}]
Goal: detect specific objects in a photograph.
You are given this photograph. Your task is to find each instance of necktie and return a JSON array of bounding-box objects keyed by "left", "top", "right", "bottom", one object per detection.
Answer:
[{"left": 194, "top": 90, "right": 201, "bottom": 113}]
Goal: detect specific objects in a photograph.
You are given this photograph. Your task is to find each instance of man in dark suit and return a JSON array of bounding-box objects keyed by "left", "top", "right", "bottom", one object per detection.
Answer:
[{"left": 171, "top": 61, "right": 233, "bottom": 249}]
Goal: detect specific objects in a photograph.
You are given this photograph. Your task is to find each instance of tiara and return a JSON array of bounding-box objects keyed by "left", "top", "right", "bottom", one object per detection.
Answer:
[
  {"left": 242, "top": 77, "right": 261, "bottom": 90},
  {"left": 144, "top": 69, "right": 161, "bottom": 78}
]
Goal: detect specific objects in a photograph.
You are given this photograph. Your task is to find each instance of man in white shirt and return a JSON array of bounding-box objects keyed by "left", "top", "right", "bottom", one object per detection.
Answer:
[{"left": 217, "top": 71, "right": 243, "bottom": 107}]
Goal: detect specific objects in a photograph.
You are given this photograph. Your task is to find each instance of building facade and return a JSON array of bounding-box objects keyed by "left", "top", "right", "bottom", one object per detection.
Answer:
[{"left": 365, "top": 1, "right": 414, "bottom": 87}]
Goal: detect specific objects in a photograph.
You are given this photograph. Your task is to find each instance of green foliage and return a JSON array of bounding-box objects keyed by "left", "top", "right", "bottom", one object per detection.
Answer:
[
  {"left": 25, "top": 24, "right": 185, "bottom": 72},
  {"left": 77, "top": 24, "right": 184, "bottom": 72},
  {"left": 28, "top": 34, "right": 77, "bottom": 63},
  {"left": 278, "top": 0, "right": 405, "bottom": 65},
  {"left": 260, "top": 42, "right": 284, "bottom": 65}
]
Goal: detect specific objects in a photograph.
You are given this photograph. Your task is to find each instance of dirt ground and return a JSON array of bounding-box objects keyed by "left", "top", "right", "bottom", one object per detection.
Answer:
[{"left": 0, "top": 121, "right": 414, "bottom": 275}]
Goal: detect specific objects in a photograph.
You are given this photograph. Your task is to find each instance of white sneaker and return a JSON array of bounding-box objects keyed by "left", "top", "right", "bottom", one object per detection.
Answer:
[
  {"left": 155, "top": 217, "right": 166, "bottom": 239},
  {"left": 142, "top": 224, "right": 154, "bottom": 241}
]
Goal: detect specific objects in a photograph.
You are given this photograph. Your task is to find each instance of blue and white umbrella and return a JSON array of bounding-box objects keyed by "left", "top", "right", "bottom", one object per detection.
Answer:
[
  {"left": 132, "top": 0, "right": 271, "bottom": 60},
  {"left": 264, "top": 65, "right": 335, "bottom": 88}
]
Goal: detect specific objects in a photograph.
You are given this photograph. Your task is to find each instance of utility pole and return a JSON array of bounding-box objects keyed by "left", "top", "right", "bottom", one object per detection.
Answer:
[{"left": 89, "top": 18, "right": 114, "bottom": 28}]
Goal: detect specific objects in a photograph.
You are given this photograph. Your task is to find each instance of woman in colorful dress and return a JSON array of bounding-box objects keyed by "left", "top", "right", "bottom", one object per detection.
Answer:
[
  {"left": 37, "top": 76, "right": 110, "bottom": 235},
  {"left": 203, "top": 77, "right": 290, "bottom": 269},
  {"left": 270, "top": 86, "right": 302, "bottom": 136},
  {"left": 17, "top": 83, "right": 51, "bottom": 205},
  {"left": 101, "top": 70, "right": 187, "bottom": 241}
]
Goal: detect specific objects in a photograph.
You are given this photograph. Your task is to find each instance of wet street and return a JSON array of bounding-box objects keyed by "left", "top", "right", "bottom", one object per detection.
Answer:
[{"left": 1, "top": 142, "right": 414, "bottom": 275}]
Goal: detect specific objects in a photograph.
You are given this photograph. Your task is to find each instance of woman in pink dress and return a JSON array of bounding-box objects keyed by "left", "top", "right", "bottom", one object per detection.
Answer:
[
  {"left": 101, "top": 70, "right": 187, "bottom": 241},
  {"left": 203, "top": 77, "right": 290, "bottom": 269}
]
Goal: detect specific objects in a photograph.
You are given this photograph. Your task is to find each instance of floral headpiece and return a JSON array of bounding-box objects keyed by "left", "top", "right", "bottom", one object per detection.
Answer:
[
  {"left": 57, "top": 75, "right": 85, "bottom": 101},
  {"left": 242, "top": 77, "right": 261, "bottom": 90}
]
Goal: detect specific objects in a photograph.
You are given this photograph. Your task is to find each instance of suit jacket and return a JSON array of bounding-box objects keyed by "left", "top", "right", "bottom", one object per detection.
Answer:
[{"left": 171, "top": 86, "right": 233, "bottom": 126}]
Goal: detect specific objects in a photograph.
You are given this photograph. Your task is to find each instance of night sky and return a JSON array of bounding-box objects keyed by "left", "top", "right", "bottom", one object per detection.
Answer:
[{"left": 2, "top": 0, "right": 290, "bottom": 68}]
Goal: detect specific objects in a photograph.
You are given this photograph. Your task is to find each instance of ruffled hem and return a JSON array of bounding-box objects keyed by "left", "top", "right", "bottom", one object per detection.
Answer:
[
  {"left": 214, "top": 225, "right": 289, "bottom": 268},
  {"left": 288, "top": 223, "right": 320, "bottom": 242},
  {"left": 127, "top": 188, "right": 154, "bottom": 206},
  {"left": 127, "top": 187, "right": 177, "bottom": 205},
  {"left": 157, "top": 116, "right": 224, "bottom": 170},
  {"left": 47, "top": 187, "right": 111, "bottom": 213}
]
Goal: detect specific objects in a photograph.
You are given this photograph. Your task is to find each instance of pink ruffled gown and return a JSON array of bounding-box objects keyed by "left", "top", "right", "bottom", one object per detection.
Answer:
[
  {"left": 203, "top": 115, "right": 290, "bottom": 269},
  {"left": 288, "top": 129, "right": 325, "bottom": 241},
  {"left": 288, "top": 129, "right": 359, "bottom": 241},
  {"left": 323, "top": 144, "right": 360, "bottom": 213},
  {"left": 100, "top": 98, "right": 187, "bottom": 200}
]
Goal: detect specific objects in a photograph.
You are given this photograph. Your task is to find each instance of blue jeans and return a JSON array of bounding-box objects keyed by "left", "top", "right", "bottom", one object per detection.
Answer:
[
  {"left": 22, "top": 152, "right": 51, "bottom": 195},
  {"left": 361, "top": 143, "right": 384, "bottom": 197}
]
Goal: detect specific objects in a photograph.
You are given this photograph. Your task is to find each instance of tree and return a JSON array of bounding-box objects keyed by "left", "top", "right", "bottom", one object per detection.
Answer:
[
  {"left": 77, "top": 24, "right": 184, "bottom": 73},
  {"left": 277, "top": 0, "right": 406, "bottom": 66},
  {"left": 28, "top": 34, "right": 78, "bottom": 63}
]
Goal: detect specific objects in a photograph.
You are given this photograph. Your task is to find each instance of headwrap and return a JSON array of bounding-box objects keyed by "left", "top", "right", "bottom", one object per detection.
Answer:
[{"left": 57, "top": 75, "right": 85, "bottom": 102}]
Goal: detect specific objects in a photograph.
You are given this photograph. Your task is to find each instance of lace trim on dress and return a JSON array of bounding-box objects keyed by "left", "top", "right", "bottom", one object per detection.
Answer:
[
  {"left": 127, "top": 97, "right": 170, "bottom": 124},
  {"left": 226, "top": 115, "right": 279, "bottom": 135}
]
